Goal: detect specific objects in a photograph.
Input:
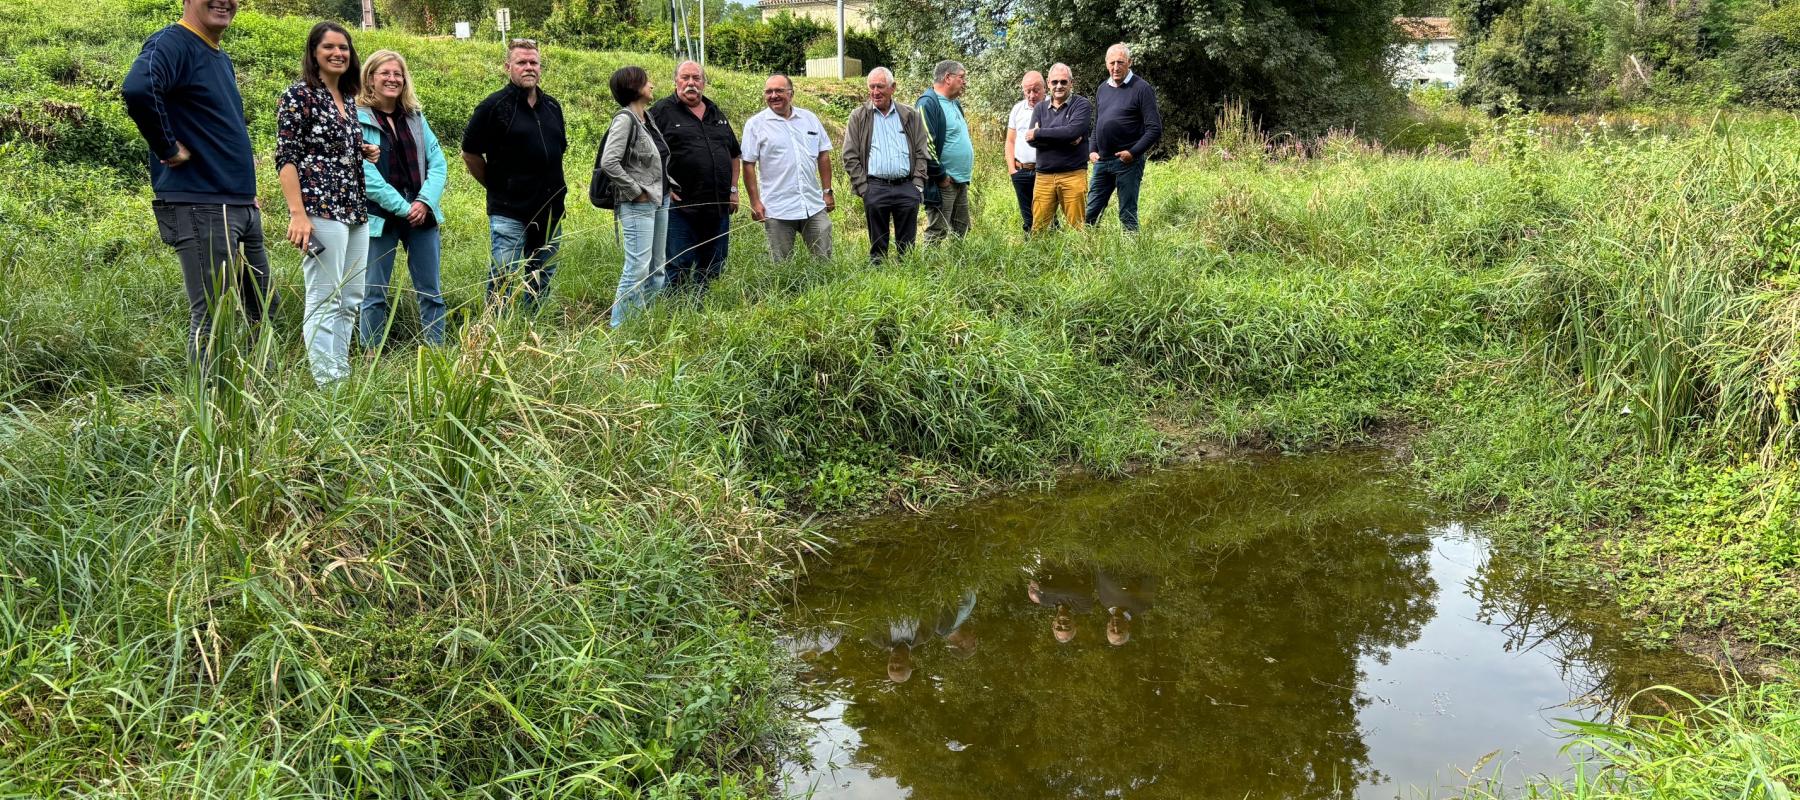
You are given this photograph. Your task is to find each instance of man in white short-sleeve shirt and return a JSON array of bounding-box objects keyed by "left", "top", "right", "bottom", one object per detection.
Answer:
[
  {"left": 1005, "top": 70, "right": 1046, "bottom": 233},
  {"left": 741, "top": 74, "right": 835, "bottom": 261}
]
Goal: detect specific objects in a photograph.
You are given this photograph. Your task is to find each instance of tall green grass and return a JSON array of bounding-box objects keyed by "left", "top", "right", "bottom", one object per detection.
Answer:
[
  {"left": 1453, "top": 678, "right": 1800, "bottom": 799},
  {"left": 6, "top": 0, "right": 1800, "bottom": 793}
]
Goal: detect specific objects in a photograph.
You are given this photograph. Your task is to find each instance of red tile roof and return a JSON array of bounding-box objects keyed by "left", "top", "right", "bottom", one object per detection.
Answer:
[{"left": 1396, "top": 16, "right": 1456, "bottom": 41}]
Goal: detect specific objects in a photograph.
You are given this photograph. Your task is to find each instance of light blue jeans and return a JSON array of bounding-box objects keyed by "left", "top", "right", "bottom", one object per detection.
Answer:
[
  {"left": 486, "top": 214, "right": 561, "bottom": 311},
  {"left": 613, "top": 198, "right": 668, "bottom": 328},
  {"left": 300, "top": 217, "right": 368, "bottom": 386}
]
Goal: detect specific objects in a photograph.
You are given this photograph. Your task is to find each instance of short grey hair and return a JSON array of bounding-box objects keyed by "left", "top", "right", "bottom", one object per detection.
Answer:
[
  {"left": 675, "top": 59, "right": 705, "bottom": 80},
  {"left": 868, "top": 66, "right": 895, "bottom": 85},
  {"left": 1049, "top": 62, "right": 1072, "bottom": 79},
  {"left": 1107, "top": 43, "right": 1132, "bottom": 59},
  {"left": 933, "top": 60, "right": 966, "bottom": 83}
]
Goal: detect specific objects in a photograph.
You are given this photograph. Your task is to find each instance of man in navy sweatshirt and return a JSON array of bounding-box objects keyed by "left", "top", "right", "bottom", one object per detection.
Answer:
[
  {"left": 122, "top": 0, "right": 272, "bottom": 365},
  {"left": 1086, "top": 43, "right": 1163, "bottom": 232}
]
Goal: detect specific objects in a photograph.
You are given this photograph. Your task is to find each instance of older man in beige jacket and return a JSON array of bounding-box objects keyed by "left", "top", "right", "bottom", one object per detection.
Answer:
[{"left": 842, "top": 66, "right": 929, "bottom": 262}]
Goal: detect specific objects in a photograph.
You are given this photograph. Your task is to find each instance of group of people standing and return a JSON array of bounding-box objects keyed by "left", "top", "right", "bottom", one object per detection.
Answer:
[
  {"left": 122, "top": 0, "right": 1163, "bottom": 387},
  {"left": 1003, "top": 46, "right": 1164, "bottom": 235},
  {"left": 125, "top": 1, "right": 461, "bottom": 386},
  {"left": 837, "top": 48, "right": 1164, "bottom": 262}
]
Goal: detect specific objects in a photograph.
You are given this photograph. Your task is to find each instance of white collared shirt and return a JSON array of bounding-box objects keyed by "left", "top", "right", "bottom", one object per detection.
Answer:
[
  {"left": 1008, "top": 99, "right": 1038, "bottom": 164},
  {"left": 741, "top": 105, "right": 833, "bottom": 221},
  {"left": 1109, "top": 70, "right": 1136, "bottom": 87}
]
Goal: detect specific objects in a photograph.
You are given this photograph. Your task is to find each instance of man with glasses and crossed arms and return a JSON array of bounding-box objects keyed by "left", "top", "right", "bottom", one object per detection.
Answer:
[{"left": 1027, "top": 63, "right": 1094, "bottom": 232}]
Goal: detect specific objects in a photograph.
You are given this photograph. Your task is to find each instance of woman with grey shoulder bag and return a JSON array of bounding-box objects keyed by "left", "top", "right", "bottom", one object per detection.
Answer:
[{"left": 597, "top": 66, "right": 679, "bottom": 328}]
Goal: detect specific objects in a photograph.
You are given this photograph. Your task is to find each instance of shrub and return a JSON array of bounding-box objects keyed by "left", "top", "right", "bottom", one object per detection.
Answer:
[
  {"left": 1458, "top": 0, "right": 1595, "bottom": 111},
  {"left": 1731, "top": 4, "right": 1800, "bottom": 109}
]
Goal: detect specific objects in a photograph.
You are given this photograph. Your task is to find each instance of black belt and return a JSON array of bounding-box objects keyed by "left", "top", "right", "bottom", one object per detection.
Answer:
[
  {"left": 870, "top": 176, "right": 912, "bottom": 184},
  {"left": 1017, "top": 162, "right": 1036, "bottom": 170}
]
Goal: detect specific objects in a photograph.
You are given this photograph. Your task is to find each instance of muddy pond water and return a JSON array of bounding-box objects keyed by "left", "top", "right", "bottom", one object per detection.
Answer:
[{"left": 779, "top": 451, "right": 1715, "bottom": 799}]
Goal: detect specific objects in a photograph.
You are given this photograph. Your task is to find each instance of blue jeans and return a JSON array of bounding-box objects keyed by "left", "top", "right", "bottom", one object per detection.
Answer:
[
  {"left": 613, "top": 198, "right": 668, "bottom": 328},
  {"left": 487, "top": 214, "right": 561, "bottom": 311},
  {"left": 360, "top": 222, "right": 445, "bottom": 348},
  {"left": 1085, "top": 157, "right": 1146, "bottom": 231},
  {"left": 665, "top": 208, "right": 730, "bottom": 292}
]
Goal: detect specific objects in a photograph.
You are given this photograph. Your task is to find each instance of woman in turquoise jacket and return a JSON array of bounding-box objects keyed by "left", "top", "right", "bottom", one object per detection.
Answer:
[{"left": 356, "top": 49, "right": 449, "bottom": 347}]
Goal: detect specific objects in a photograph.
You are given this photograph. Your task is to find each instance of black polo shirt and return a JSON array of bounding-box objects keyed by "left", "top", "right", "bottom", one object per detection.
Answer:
[
  {"left": 649, "top": 93, "right": 740, "bottom": 214},
  {"left": 463, "top": 83, "right": 567, "bottom": 224}
]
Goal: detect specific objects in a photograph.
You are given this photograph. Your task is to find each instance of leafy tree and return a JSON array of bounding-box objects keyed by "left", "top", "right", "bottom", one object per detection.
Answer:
[
  {"left": 1448, "top": 0, "right": 1521, "bottom": 41},
  {"left": 1731, "top": 2, "right": 1800, "bottom": 108},
  {"left": 1590, "top": 0, "right": 1743, "bottom": 97},
  {"left": 1457, "top": 0, "right": 1593, "bottom": 110},
  {"left": 873, "top": 0, "right": 1404, "bottom": 144},
  {"left": 253, "top": 0, "right": 364, "bottom": 21}
]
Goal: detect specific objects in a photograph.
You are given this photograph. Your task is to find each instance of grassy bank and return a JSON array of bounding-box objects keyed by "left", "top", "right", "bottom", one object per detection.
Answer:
[{"left": 4, "top": 0, "right": 1800, "bottom": 795}]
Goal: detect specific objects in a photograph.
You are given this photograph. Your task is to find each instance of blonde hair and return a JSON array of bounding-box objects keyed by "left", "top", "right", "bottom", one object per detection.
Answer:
[{"left": 358, "top": 50, "right": 422, "bottom": 113}]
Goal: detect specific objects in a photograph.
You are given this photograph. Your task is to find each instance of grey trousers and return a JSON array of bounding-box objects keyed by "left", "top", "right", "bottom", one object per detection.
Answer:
[
  {"left": 151, "top": 201, "right": 273, "bottom": 363},
  {"left": 924, "top": 179, "right": 971, "bottom": 243},
  {"left": 765, "top": 210, "right": 833, "bottom": 261}
]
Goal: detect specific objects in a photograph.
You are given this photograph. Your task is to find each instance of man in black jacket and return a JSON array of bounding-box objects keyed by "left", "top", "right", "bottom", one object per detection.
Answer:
[
  {"left": 463, "top": 40, "right": 568, "bottom": 311},
  {"left": 650, "top": 60, "right": 741, "bottom": 291}
]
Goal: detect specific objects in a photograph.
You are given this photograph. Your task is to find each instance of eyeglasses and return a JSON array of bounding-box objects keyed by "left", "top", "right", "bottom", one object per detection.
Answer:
[{"left": 1049, "top": 79, "right": 1070, "bottom": 86}]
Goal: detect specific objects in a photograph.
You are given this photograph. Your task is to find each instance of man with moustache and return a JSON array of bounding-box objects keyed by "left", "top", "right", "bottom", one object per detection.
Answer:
[
  {"left": 841, "top": 67, "right": 928, "bottom": 262},
  {"left": 649, "top": 60, "right": 741, "bottom": 291},
  {"left": 741, "top": 74, "right": 834, "bottom": 261},
  {"left": 462, "top": 39, "right": 568, "bottom": 310},
  {"left": 123, "top": 0, "right": 273, "bottom": 366}
]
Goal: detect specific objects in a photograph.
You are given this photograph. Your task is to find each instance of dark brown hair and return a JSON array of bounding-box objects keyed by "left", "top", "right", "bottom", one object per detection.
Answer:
[
  {"left": 609, "top": 65, "right": 648, "bottom": 106},
  {"left": 301, "top": 21, "right": 361, "bottom": 97}
]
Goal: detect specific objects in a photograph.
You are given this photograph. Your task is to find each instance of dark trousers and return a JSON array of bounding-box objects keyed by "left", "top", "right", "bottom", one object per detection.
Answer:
[
  {"left": 665, "top": 207, "right": 730, "bottom": 291},
  {"left": 1010, "top": 168, "right": 1036, "bottom": 232},
  {"left": 863, "top": 179, "right": 922, "bottom": 261},
  {"left": 152, "top": 201, "right": 273, "bottom": 363},
  {"left": 1085, "top": 156, "right": 1147, "bottom": 231}
]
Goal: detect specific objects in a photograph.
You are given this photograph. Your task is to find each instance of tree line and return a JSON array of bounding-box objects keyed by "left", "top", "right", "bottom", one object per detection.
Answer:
[
  {"left": 254, "top": 0, "right": 892, "bottom": 76},
  {"left": 1449, "top": 0, "right": 1800, "bottom": 111},
  {"left": 254, "top": 0, "right": 1800, "bottom": 145}
]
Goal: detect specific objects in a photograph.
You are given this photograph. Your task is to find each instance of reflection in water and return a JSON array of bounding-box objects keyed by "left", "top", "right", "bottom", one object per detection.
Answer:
[{"left": 781, "top": 452, "right": 1713, "bottom": 800}]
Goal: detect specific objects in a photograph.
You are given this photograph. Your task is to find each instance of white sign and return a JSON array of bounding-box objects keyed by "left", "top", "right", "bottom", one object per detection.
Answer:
[
  {"left": 496, "top": 7, "right": 511, "bottom": 34},
  {"left": 454, "top": 21, "right": 471, "bottom": 39}
]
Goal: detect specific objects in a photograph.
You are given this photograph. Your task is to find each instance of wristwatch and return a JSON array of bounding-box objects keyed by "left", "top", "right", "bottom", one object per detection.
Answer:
[{"left": 728, "top": 187, "right": 739, "bottom": 194}]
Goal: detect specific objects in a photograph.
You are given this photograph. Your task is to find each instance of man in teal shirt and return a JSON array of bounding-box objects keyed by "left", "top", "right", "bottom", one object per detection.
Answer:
[{"left": 916, "top": 59, "right": 975, "bottom": 243}]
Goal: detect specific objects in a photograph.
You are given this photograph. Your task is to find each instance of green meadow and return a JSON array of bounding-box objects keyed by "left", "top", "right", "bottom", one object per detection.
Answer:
[{"left": 2, "top": 0, "right": 1798, "bottom": 796}]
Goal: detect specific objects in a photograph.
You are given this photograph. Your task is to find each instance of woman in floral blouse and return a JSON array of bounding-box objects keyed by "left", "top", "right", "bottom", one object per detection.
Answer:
[{"left": 277, "top": 20, "right": 379, "bottom": 386}]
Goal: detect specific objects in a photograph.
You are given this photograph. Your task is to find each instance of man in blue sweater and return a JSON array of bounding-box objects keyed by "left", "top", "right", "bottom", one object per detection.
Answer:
[
  {"left": 1086, "top": 43, "right": 1163, "bottom": 232},
  {"left": 122, "top": 0, "right": 272, "bottom": 365}
]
